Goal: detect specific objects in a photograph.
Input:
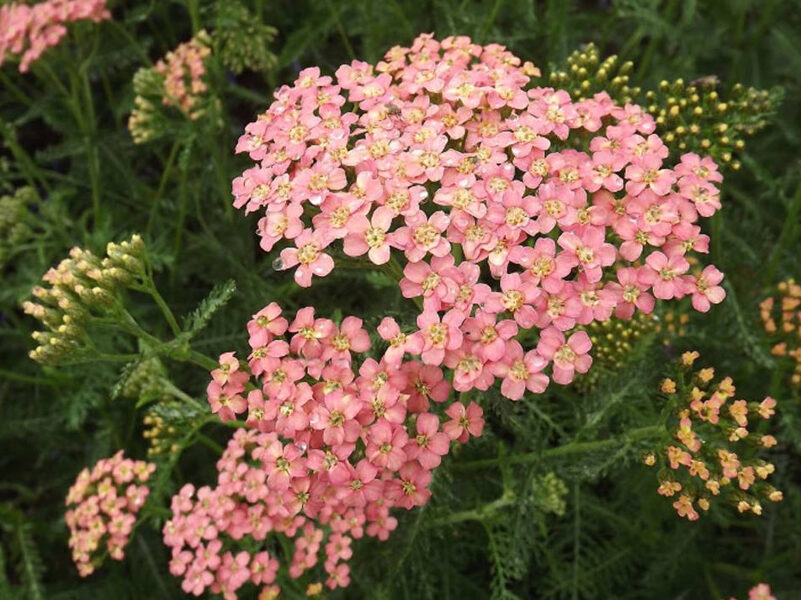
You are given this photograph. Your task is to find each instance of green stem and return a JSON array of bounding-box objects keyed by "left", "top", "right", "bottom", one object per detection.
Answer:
[
  {"left": 427, "top": 491, "right": 516, "bottom": 528},
  {"left": 147, "top": 140, "right": 180, "bottom": 236},
  {"left": 196, "top": 433, "right": 224, "bottom": 454},
  {"left": 0, "top": 368, "right": 58, "bottom": 386},
  {"left": 95, "top": 353, "right": 142, "bottom": 362},
  {"left": 453, "top": 425, "right": 662, "bottom": 471},
  {"left": 145, "top": 279, "right": 182, "bottom": 337},
  {"left": 0, "top": 113, "right": 53, "bottom": 193},
  {"left": 324, "top": 0, "right": 356, "bottom": 60},
  {"left": 160, "top": 378, "right": 206, "bottom": 411},
  {"left": 764, "top": 179, "right": 801, "bottom": 285},
  {"left": 187, "top": 0, "right": 201, "bottom": 33}
]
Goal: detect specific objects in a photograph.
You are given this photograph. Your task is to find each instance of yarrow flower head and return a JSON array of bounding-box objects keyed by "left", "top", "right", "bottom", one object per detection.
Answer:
[
  {"left": 760, "top": 278, "right": 801, "bottom": 388},
  {"left": 65, "top": 451, "right": 155, "bottom": 576},
  {"left": 232, "top": 33, "right": 726, "bottom": 400},
  {"left": 128, "top": 31, "right": 220, "bottom": 144},
  {"left": 0, "top": 0, "right": 110, "bottom": 73},
  {"left": 22, "top": 235, "right": 148, "bottom": 364},
  {"left": 647, "top": 353, "right": 782, "bottom": 521},
  {"left": 165, "top": 301, "right": 485, "bottom": 596}
]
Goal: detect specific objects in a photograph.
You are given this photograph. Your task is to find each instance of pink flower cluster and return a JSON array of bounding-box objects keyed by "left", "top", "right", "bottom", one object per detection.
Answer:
[
  {"left": 232, "top": 34, "right": 726, "bottom": 398},
  {"left": 65, "top": 451, "right": 155, "bottom": 576},
  {"left": 164, "top": 302, "right": 484, "bottom": 596},
  {"left": 154, "top": 32, "right": 211, "bottom": 116},
  {"left": 0, "top": 0, "right": 109, "bottom": 73},
  {"left": 726, "top": 583, "right": 778, "bottom": 600}
]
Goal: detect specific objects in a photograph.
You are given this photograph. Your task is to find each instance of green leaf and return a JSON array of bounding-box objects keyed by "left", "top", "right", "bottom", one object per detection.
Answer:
[{"left": 181, "top": 279, "right": 236, "bottom": 339}]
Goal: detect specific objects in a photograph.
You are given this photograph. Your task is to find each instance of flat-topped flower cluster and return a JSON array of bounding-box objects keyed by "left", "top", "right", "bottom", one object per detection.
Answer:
[
  {"left": 649, "top": 352, "right": 782, "bottom": 521},
  {"left": 232, "top": 33, "right": 726, "bottom": 399},
  {"left": 0, "top": 0, "right": 109, "bottom": 73},
  {"left": 65, "top": 451, "right": 155, "bottom": 576},
  {"left": 164, "top": 302, "right": 484, "bottom": 596}
]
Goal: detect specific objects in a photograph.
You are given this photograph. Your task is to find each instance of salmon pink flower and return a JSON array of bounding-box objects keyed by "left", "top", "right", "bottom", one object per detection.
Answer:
[
  {"left": 443, "top": 401, "right": 485, "bottom": 442},
  {"left": 493, "top": 341, "right": 549, "bottom": 399},
  {"left": 537, "top": 327, "right": 592, "bottom": 385},
  {"left": 690, "top": 265, "right": 726, "bottom": 312},
  {"left": 412, "top": 309, "right": 465, "bottom": 366},
  {"left": 406, "top": 413, "right": 451, "bottom": 469},
  {"left": 279, "top": 229, "right": 336, "bottom": 288},
  {"left": 643, "top": 251, "right": 691, "bottom": 300},
  {"left": 365, "top": 420, "right": 408, "bottom": 471}
]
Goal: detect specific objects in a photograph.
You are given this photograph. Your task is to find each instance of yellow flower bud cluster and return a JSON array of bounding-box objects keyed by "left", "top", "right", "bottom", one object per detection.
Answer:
[
  {"left": 549, "top": 43, "right": 640, "bottom": 104},
  {"left": 121, "top": 356, "right": 169, "bottom": 401},
  {"left": 215, "top": 1, "right": 278, "bottom": 75},
  {"left": 576, "top": 312, "right": 658, "bottom": 391},
  {"left": 22, "top": 235, "right": 147, "bottom": 365},
  {"left": 143, "top": 398, "right": 204, "bottom": 457},
  {"left": 650, "top": 354, "right": 781, "bottom": 521},
  {"left": 645, "top": 78, "right": 780, "bottom": 170},
  {"left": 655, "top": 309, "right": 690, "bottom": 340},
  {"left": 760, "top": 278, "right": 801, "bottom": 388},
  {"left": 531, "top": 472, "right": 568, "bottom": 517}
]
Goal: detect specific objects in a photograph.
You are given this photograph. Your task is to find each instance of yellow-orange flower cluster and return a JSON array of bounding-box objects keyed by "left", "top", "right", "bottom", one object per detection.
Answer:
[
  {"left": 760, "top": 278, "right": 801, "bottom": 388},
  {"left": 647, "top": 352, "right": 782, "bottom": 520}
]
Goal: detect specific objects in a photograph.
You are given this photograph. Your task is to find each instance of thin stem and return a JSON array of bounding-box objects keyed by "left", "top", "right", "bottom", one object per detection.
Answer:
[
  {"left": 0, "top": 368, "right": 58, "bottom": 386},
  {"left": 145, "top": 278, "right": 182, "bottom": 337},
  {"left": 426, "top": 490, "right": 516, "bottom": 528},
  {"left": 160, "top": 379, "right": 206, "bottom": 411},
  {"left": 186, "top": 0, "right": 201, "bottom": 33},
  {"left": 324, "top": 0, "right": 356, "bottom": 60},
  {"left": 453, "top": 425, "right": 662, "bottom": 471},
  {"left": 572, "top": 482, "right": 581, "bottom": 600},
  {"left": 147, "top": 140, "right": 180, "bottom": 236},
  {"left": 95, "top": 353, "right": 142, "bottom": 362},
  {"left": 196, "top": 433, "right": 224, "bottom": 454}
]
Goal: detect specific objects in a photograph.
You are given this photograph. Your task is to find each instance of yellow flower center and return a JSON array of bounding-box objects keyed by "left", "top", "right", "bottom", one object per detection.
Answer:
[
  {"left": 365, "top": 227, "right": 386, "bottom": 248},
  {"left": 555, "top": 343, "right": 576, "bottom": 363},
  {"left": 505, "top": 206, "right": 527, "bottom": 226},
  {"left": 428, "top": 323, "right": 447, "bottom": 346},
  {"left": 331, "top": 334, "right": 351, "bottom": 351},
  {"left": 502, "top": 290, "right": 523, "bottom": 312},
  {"left": 419, "top": 152, "right": 440, "bottom": 169},
  {"left": 297, "top": 243, "right": 320, "bottom": 265},
  {"left": 288, "top": 124, "right": 308, "bottom": 141}
]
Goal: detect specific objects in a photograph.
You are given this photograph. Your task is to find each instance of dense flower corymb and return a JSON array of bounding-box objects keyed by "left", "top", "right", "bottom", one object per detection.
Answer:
[
  {"left": 232, "top": 33, "right": 725, "bottom": 400},
  {"left": 65, "top": 451, "right": 155, "bottom": 576},
  {"left": 164, "top": 302, "right": 485, "bottom": 596},
  {"left": 0, "top": 0, "right": 110, "bottom": 73}
]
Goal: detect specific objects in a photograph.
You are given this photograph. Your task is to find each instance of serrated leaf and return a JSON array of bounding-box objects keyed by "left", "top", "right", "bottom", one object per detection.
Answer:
[{"left": 182, "top": 280, "right": 236, "bottom": 338}]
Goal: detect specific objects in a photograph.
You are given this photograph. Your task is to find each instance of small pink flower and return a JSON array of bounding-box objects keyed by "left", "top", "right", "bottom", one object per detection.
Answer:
[
  {"left": 537, "top": 327, "right": 592, "bottom": 385},
  {"left": 406, "top": 413, "right": 450, "bottom": 469},
  {"left": 443, "top": 401, "right": 484, "bottom": 442},
  {"left": 643, "top": 251, "right": 691, "bottom": 300},
  {"left": 278, "top": 229, "right": 336, "bottom": 288},
  {"left": 690, "top": 265, "right": 725, "bottom": 312}
]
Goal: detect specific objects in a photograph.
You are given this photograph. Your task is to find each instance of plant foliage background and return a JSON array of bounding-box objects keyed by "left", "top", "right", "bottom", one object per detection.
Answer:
[{"left": 1, "top": 0, "right": 800, "bottom": 598}]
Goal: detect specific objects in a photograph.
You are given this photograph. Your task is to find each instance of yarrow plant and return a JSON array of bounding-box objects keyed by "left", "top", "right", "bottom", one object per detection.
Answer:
[
  {"left": 65, "top": 451, "right": 155, "bottom": 576},
  {"left": 646, "top": 351, "right": 782, "bottom": 521},
  {"left": 232, "top": 33, "right": 726, "bottom": 401},
  {"left": 0, "top": 0, "right": 110, "bottom": 73},
  {"left": 128, "top": 31, "right": 219, "bottom": 144},
  {"left": 163, "top": 302, "right": 484, "bottom": 596},
  {"left": 22, "top": 235, "right": 148, "bottom": 364}
]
